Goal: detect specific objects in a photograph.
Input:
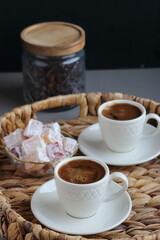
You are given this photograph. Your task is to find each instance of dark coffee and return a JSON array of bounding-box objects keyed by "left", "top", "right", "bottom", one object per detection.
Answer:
[
  {"left": 58, "top": 159, "right": 106, "bottom": 184},
  {"left": 102, "top": 103, "right": 142, "bottom": 120}
]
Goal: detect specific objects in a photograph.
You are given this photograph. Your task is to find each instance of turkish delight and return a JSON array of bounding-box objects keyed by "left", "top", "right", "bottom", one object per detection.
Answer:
[
  {"left": 22, "top": 135, "right": 46, "bottom": 155},
  {"left": 25, "top": 162, "right": 45, "bottom": 171},
  {"left": 41, "top": 128, "right": 62, "bottom": 145},
  {"left": 23, "top": 119, "right": 43, "bottom": 137},
  {"left": 25, "top": 147, "right": 50, "bottom": 163},
  {"left": 63, "top": 137, "right": 78, "bottom": 154},
  {"left": 43, "top": 122, "right": 62, "bottom": 137},
  {"left": 4, "top": 129, "right": 26, "bottom": 149},
  {"left": 10, "top": 146, "right": 25, "bottom": 160},
  {"left": 4, "top": 119, "right": 78, "bottom": 174},
  {"left": 46, "top": 143, "right": 67, "bottom": 161},
  {"left": 25, "top": 162, "right": 53, "bottom": 175}
]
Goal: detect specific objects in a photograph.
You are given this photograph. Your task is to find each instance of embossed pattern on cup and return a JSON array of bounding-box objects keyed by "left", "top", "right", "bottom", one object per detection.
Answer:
[
  {"left": 56, "top": 181, "right": 107, "bottom": 201},
  {"left": 54, "top": 156, "right": 128, "bottom": 218},
  {"left": 98, "top": 100, "right": 160, "bottom": 152},
  {"left": 102, "top": 122, "right": 144, "bottom": 136}
]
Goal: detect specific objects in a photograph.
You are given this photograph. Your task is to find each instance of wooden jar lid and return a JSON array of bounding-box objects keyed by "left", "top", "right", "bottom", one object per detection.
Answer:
[{"left": 20, "top": 22, "right": 85, "bottom": 57}]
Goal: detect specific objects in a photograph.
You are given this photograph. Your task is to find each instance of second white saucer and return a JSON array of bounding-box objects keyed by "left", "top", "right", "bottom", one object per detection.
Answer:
[{"left": 78, "top": 123, "right": 160, "bottom": 166}]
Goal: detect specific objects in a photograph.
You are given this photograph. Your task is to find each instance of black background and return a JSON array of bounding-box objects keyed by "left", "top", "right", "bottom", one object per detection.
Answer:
[{"left": 1, "top": 0, "right": 160, "bottom": 72}]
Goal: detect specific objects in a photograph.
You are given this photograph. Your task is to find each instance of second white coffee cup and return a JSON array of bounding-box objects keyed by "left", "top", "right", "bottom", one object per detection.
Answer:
[{"left": 98, "top": 99, "right": 160, "bottom": 152}]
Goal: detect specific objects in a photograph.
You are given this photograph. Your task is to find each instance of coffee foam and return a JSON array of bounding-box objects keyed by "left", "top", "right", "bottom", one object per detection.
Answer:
[
  {"left": 58, "top": 159, "right": 105, "bottom": 184},
  {"left": 102, "top": 103, "right": 142, "bottom": 120}
]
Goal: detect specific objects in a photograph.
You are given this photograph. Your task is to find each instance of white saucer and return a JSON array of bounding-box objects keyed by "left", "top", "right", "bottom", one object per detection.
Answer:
[
  {"left": 31, "top": 179, "right": 132, "bottom": 235},
  {"left": 78, "top": 123, "right": 160, "bottom": 166}
]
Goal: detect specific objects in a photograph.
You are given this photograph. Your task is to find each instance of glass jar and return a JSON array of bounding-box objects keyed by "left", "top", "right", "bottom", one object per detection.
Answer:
[{"left": 20, "top": 22, "right": 86, "bottom": 111}]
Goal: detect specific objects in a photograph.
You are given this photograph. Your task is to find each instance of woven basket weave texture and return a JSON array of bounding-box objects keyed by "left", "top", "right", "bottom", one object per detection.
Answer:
[{"left": 0, "top": 92, "right": 160, "bottom": 240}]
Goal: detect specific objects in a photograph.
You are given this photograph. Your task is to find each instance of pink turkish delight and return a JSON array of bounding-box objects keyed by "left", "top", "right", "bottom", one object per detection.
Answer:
[
  {"left": 43, "top": 122, "right": 62, "bottom": 137},
  {"left": 52, "top": 122, "right": 62, "bottom": 136},
  {"left": 4, "top": 129, "right": 26, "bottom": 149},
  {"left": 25, "top": 147, "right": 50, "bottom": 163},
  {"left": 23, "top": 119, "right": 43, "bottom": 138},
  {"left": 46, "top": 143, "right": 67, "bottom": 162},
  {"left": 25, "top": 162, "right": 45, "bottom": 171},
  {"left": 4, "top": 118, "right": 78, "bottom": 173},
  {"left": 63, "top": 137, "right": 78, "bottom": 154},
  {"left": 22, "top": 135, "right": 46, "bottom": 155},
  {"left": 10, "top": 146, "right": 25, "bottom": 159},
  {"left": 41, "top": 128, "right": 62, "bottom": 146},
  {"left": 25, "top": 162, "right": 53, "bottom": 175}
]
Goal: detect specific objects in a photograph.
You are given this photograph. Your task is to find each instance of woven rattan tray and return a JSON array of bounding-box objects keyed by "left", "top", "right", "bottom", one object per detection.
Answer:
[{"left": 0, "top": 92, "right": 160, "bottom": 240}]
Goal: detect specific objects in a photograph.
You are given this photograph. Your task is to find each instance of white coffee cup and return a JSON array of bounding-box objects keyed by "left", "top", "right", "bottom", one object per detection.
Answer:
[
  {"left": 98, "top": 99, "right": 160, "bottom": 152},
  {"left": 54, "top": 156, "right": 128, "bottom": 218}
]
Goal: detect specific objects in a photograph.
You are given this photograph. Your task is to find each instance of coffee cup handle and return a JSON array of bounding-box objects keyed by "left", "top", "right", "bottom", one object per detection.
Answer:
[
  {"left": 105, "top": 172, "right": 128, "bottom": 202},
  {"left": 143, "top": 113, "right": 160, "bottom": 137}
]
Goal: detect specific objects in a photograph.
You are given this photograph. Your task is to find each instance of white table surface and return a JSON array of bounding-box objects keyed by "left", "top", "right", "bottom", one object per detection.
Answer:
[{"left": 0, "top": 68, "right": 160, "bottom": 240}]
